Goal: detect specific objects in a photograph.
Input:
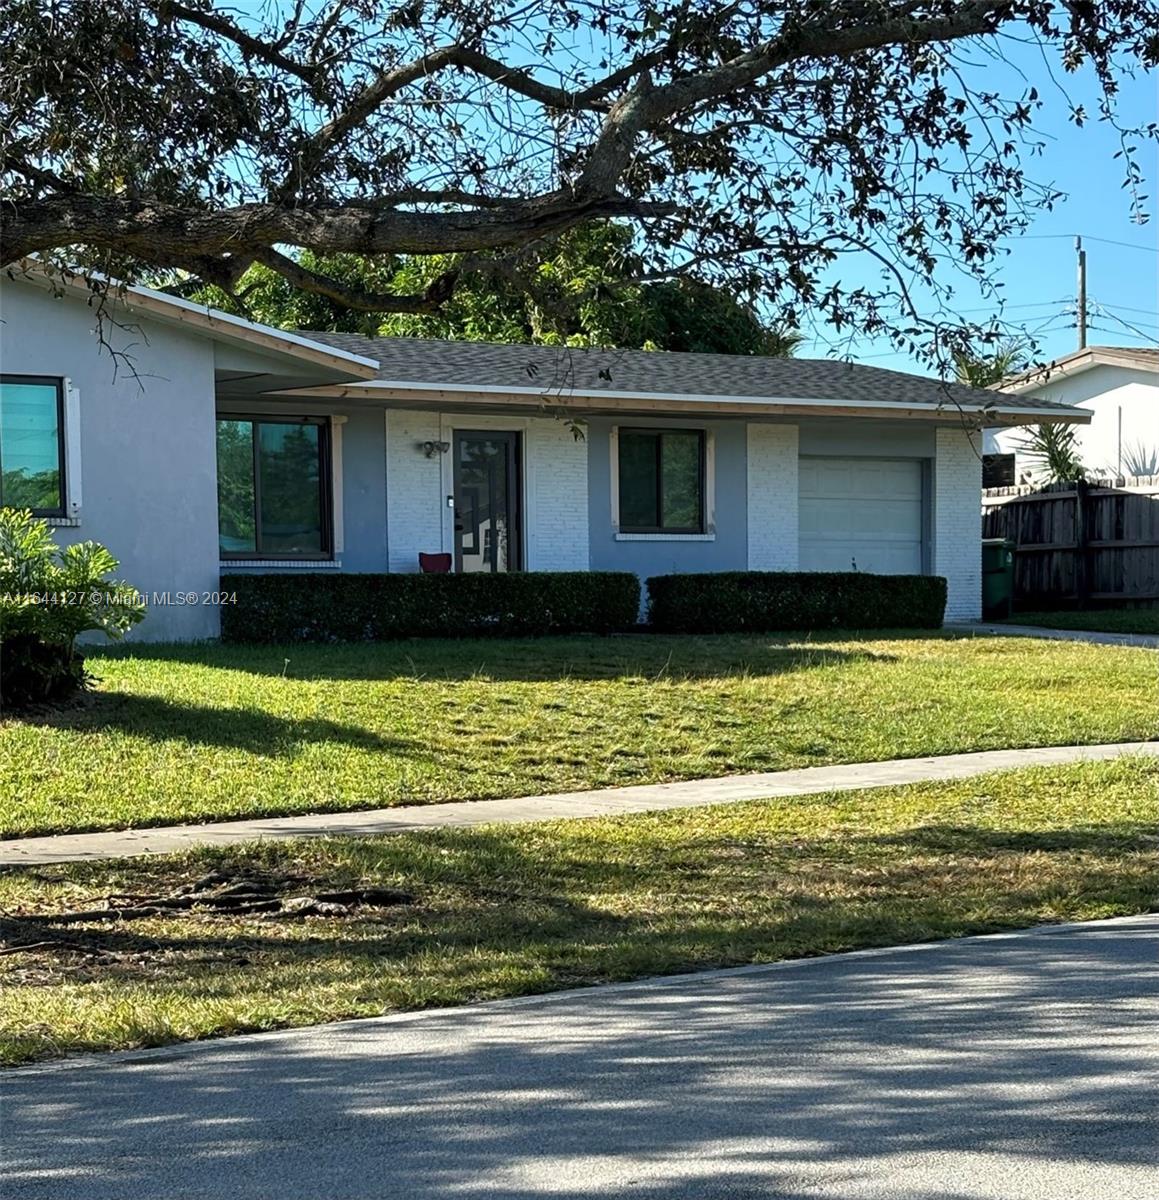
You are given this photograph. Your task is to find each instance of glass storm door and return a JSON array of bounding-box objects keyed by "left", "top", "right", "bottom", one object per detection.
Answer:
[{"left": 453, "top": 431, "right": 522, "bottom": 572}]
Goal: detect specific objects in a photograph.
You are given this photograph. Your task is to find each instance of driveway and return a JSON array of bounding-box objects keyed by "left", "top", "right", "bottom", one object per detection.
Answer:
[{"left": 3, "top": 916, "right": 1157, "bottom": 1199}]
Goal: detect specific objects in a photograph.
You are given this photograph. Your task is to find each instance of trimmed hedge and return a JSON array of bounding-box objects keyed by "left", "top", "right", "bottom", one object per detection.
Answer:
[
  {"left": 219, "top": 571, "right": 641, "bottom": 643},
  {"left": 646, "top": 571, "right": 947, "bottom": 634}
]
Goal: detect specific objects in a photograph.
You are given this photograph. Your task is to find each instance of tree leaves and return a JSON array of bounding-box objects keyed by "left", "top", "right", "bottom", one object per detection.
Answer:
[{"left": 2, "top": 0, "right": 1157, "bottom": 364}]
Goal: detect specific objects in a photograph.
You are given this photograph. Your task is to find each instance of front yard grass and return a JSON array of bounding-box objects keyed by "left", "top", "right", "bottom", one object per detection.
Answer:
[
  {"left": 1, "top": 757, "right": 1155, "bottom": 1066},
  {"left": 1, "top": 632, "right": 1156, "bottom": 837},
  {"left": 1006, "top": 609, "right": 1159, "bottom": 636}
]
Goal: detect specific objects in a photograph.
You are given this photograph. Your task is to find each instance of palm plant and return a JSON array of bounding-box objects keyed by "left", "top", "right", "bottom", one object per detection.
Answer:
[
  {"left": 1018, "top": 423, "right": 1087, "bottom": 483},
  {"left": 951, "top": 340, "right": 1028, "bottom": 388}
]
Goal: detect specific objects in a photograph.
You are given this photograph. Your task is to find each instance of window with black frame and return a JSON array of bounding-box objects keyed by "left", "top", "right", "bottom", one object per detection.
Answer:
[
  {"left": 216, "top": 416, "right": 332, "bottom": 559},
  {"left": 617, "top": 428, "right": 706, "bottom": 533},
  {"left": 0, "top": 376, "right": 66, "bottom": 516}
]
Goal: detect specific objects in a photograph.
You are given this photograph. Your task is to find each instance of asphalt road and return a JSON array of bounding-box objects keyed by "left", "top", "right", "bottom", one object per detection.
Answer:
[{"left": 3, "top": 915, "right": 1157, "bottom": 1199}]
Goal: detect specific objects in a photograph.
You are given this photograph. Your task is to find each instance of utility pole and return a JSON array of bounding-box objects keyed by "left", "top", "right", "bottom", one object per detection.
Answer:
[{"left": 1076, "top": 235, "right": 1087, "bottom": 349}]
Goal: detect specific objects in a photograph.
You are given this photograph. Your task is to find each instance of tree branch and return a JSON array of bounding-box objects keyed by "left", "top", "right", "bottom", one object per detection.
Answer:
[
  {"left": 3, "top": 193, "right": 671, "bottom": 266},
  {"left": 277, "top": 41, "right": 649, "bottom": 198},
  {"left": 155, "top": 1, "right": 318, "bottom": 82},
  {"left": 576, "top": 1, "right": 1012, "bottom": 193},
  {"left": 251, "top": 245, "right": 456, "bottom": 313}
]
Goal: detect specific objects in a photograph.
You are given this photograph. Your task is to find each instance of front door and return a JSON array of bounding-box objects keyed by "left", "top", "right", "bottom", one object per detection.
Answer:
[{"left": 453, "top": 431, "right": 522, "bottom": 572}]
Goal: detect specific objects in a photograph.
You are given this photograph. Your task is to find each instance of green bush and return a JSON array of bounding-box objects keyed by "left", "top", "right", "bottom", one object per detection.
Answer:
[
  {"left": 220, "top": 571, "right": 641, "bottom": 643},
  {"left": 0, "top": 509, "right": 145, "bottom": 708},
  {"left": 646, "top": 571, "right": 947, "bottom": 633}
]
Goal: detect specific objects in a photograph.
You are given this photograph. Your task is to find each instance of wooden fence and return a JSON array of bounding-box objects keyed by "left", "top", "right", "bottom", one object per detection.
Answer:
[{"left": 981, "top": 476, "right": 1159, "bottom": 606}]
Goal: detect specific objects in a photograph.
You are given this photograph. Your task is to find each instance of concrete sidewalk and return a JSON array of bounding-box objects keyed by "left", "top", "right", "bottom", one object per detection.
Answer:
[
  {"left": 948, "top": 621, "right": 1159, "bottom": 648},
  {"left": 3, "top": 914, "right": 1157, "bottom": 1199},
  {"left": 3, "top": 740, "right": 1155, "bottom": 866}
]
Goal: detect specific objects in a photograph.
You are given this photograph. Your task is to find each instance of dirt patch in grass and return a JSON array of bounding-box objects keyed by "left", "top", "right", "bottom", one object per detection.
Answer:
[{"left": 1, "top": 863, "right": 414, "bottom": 953}]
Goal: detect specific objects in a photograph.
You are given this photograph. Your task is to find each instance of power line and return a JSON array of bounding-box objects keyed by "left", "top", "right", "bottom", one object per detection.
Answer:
[
  {"left": 952, "top": 298, "right": 1072, "bottom": 314},
  {"left": 1016, "top": 233, "right": 1159, "bottom": 253},
  {"left": 1088, "top": 309, "right": 1159, "bottom": 345},
  {"left": 1094, "top": 301, "right": 1159, "bottom": 321}
]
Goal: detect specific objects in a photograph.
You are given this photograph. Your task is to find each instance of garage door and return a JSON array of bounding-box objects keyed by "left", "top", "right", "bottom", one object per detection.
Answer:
[{"left": 799, "top": 457, "right": 924, "bottom": 574}]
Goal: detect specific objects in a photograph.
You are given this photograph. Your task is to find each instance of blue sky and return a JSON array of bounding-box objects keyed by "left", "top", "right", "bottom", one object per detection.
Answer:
[{"left": 800, "top": 41, "right": 1159, "bottom": 373}]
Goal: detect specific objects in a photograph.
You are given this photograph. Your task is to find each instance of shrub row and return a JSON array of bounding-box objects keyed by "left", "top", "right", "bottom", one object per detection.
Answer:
[
  {"left": 646, "top": 571, "right": 947, "bottom": 634},
  {"left": 219, "top": 571, "right": 642, "bottom": 643},
  {"left": 219, "top": 569, "right": 948, "bottom": 643}
]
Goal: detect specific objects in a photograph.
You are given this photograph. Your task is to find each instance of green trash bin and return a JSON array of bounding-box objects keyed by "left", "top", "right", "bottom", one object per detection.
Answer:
[{"left": 982, "top": 538, "right": 1015, "bottom": 619}]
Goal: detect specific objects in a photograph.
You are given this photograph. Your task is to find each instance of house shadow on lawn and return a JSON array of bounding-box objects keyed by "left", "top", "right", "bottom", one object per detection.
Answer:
[
  {"left": 18, "top": 692, "right": 408, "bottom": 757},
  {"left": 88, "top": 633, "right": 907, "bottom": 684}
]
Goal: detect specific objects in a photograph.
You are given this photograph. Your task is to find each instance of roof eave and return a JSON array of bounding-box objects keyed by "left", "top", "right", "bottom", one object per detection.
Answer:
[
  {"left": 9, "top": 261, "right": 380, "bottom": 382},
  {"left": 997, "top": 346, "right": 1159, "bottom": 393},
  {"left": 273, "top": 380, "right": 1086, "bottom": 424}
]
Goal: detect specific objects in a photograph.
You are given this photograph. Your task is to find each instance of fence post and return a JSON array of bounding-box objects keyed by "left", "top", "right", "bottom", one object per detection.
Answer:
[{"left": 1074, "top": 479, "right": 1091, "bottom": 609}]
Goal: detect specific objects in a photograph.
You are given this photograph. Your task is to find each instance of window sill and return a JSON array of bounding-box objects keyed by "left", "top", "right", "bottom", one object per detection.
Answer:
[
  {"left": 220, "top": 560, "right": 341, "bottom": 569},
  {"left": 614, "top": 532, "right": 715, "bottom": 542},
  {"left": 43, "top": 516, "right": 82, "bottom": 528}
]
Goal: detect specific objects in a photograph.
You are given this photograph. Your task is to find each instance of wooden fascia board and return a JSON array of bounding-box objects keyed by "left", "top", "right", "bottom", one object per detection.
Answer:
[{"left": 271, "top": 384, "right": 1087, "bottom": 425}]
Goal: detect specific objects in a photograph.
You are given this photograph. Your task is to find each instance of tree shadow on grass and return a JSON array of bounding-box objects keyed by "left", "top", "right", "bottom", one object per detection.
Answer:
[
  {"left": 89, "top": 634, "right": 903, "bottom": 684},
  {"left": 16, "top": 692, "right": 408, "bottom": 757},
  {"left": 2, "top": 912, "right": 1157, "bottom": 1199},
  {"left": 3, "top": 814, "right": 1155, "bottom": 984}
]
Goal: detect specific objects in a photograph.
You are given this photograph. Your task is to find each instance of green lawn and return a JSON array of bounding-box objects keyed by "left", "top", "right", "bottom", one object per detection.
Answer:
[
  {"left": 1, "top": 757, "right": 1155, "bottom": 1066},
  {"left": 1006, "top": 610, "right": 1159, "bottom": 636},
  {"left": 1, "top": 632, "right": 1156, "bottom": 837}
]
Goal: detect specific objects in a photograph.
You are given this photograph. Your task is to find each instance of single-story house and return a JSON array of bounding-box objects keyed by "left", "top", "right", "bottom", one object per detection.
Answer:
[
  {"left": 984, "top": 345, "right": 1158, "bottom": 484},
  {"left": 0, "top": 267, "right": 1085, "bottom": 640}
]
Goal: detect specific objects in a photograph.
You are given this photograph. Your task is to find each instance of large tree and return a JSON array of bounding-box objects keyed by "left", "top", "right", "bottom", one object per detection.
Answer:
[
  {"left": 2, "top": 1, "right": 1156, "bottom": 362},
  {"left": 202, "top": 224, "right": 803, "bottom": 354}
]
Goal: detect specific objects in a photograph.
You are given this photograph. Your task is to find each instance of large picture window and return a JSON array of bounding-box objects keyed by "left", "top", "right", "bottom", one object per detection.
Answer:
[
  {"left": 618, "top": 428, "right": 706, "bottom": 533},
  {"left": 0, "top": 376, "right": 66, "bottom": 516},
  {"left": 217, "top": 416, "right": 332, "bottom": 559}
]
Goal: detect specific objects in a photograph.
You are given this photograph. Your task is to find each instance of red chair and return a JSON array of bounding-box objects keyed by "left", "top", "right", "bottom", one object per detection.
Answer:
[{"left": 419, "top": 552, "right": 452, "bottom": 574}]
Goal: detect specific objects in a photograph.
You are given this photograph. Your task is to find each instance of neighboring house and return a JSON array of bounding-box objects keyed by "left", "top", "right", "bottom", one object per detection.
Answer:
[
  {"left": 985, "top": 346, "right": 1159, "bottom": 483},
  {"left": 0, "top": 268, "right": 1084, "bottom": 640}
]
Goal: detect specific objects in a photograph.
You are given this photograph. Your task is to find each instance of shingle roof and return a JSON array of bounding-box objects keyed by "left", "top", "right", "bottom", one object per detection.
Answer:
[{"left": 300, "top": 332, "right": 1074, "bottom": 414}]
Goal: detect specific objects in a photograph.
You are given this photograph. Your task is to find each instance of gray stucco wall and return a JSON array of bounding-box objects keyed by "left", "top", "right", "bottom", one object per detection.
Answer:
[
  {"left": 335, "top": 407, "right": 388, "bottom": 571},
  {"left": 587, "top": 416, "right": 749, "bottom": 577},
  {"left": 1, "top": 281, "right": 221, "bottom": 641}
]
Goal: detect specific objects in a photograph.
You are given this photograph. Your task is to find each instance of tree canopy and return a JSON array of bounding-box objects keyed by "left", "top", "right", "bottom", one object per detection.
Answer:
[
  {"left": 201, "top": 224, "right": 802, "bottom": 354},
  {"left": 2, "top": 1, "right": 1156, "bottom": 364}
]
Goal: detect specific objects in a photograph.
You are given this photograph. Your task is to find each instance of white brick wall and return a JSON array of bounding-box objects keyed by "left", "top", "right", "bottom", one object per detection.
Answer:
[
  {"left": 385, "top": 410, "right": 444, "bottom": 572},
  {"left": 386, "top": 409, "right": 589, "bottom": 572},
  {"left": 934, "top": 425, "right": 983, "bottom": 620},
  {"left": 746, "top": 423, "right": 799, "bottom": 570},
  {"left": 524, "top": 417, "right": 589, "bottom": 570}
]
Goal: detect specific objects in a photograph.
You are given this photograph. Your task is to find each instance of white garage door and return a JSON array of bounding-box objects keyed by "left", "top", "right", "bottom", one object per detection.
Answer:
[{"left": 799, "top": 457, "right": 924, "bottom": 574}]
